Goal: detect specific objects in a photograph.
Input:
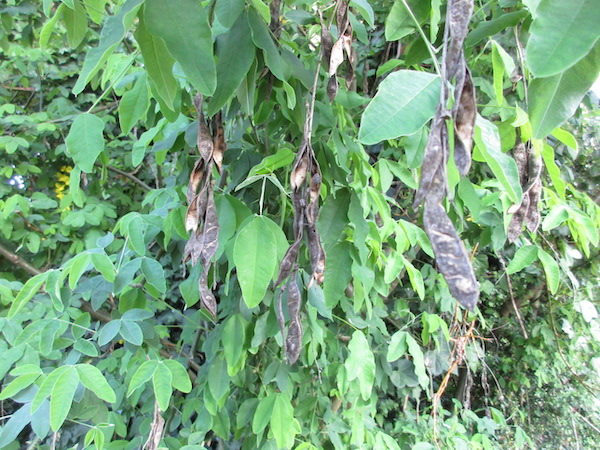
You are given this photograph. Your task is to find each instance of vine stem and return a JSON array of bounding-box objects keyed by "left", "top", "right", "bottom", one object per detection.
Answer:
[{"left": 400, "top": 0, "right": 441, "bottom": 77}]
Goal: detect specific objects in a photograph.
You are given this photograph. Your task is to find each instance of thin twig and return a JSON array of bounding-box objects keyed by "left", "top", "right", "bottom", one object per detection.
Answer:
[
  {"left": 498, "top": 253, "right": 528, "bottom": 338},
  {"left": 0, "top": 84, "right": 36, "bottom": 92},
  {"left": 400, "top": 0, "right": 441, "bottom": 76},
  {"left": 100, "top": 163, "right": 153, "bottom": 191}
]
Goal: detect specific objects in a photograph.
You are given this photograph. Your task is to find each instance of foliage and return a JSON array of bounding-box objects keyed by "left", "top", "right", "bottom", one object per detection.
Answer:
[{"left": 1, "top": 0, "right": 600, "bottom": 448}]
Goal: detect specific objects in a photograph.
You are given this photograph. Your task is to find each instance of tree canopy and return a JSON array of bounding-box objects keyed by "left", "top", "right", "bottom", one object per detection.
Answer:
[{"left": 1, "top": 0, "right": 600, "bottom": 448}]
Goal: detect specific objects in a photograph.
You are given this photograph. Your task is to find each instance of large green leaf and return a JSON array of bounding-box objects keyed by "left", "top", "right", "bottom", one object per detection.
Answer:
[
  {"left": 358, "top": 70, "right": 441, "bottom": 145},
  {"left": 135, "top": 17, "right": 178, "bottom": 110},
  {"left": 537, "top": 249, "right": 560, "bottom": 294},
  {"left": 144, "top": 0, "right": 216, "bottom": 96},
  {"left": 529, "top": 43, "right": 600, "bottom": 138},
  {"left": 233, "top": 216, "right": 278, "bottom": 308},
  {"left": 323, "top": 241, "right": 353, "bottom": 308},
  {"left": 152, "top": 362, "right": 173, "bottom": 411},
  {"left": 215, "top": 0, "right": 245, "bottom": 28},
  {"left": 76, "top": 364, "right": 116, "bottom": 403},
  {"left": 317, "top": 189, "right": 351, "bottom": 251},
  {"left": 50, "top": 366, "right": 79, "bottom": 431},
  {"left": 128, "top": 360, "right": 158, "bottom": 396},
  {"left": 73, "top": 0, "right": 144, "bottom": 94},
  {"left": 65, "top": 113, "right": 105, "bottom": 173},
  {"left": 252, "top": 394, "right": 277, "bottom": 434},
  {"left": 141, "top": 257, "right": 166, "bottom": 294},
  {"left": 118, "top": 73, "right": 149, "bottom": 135},
  {"left": 271, "top": 394, "right": 295, "bottom": 449},
  {"left": 474, "top": 116, "right": 522, "bottom": 204},
  {"left": 7, "top": 272, "right": 49, "bottom": 319},
  {"left": 526, "top": 0, "right": 600, "bottom": 77},
  {"left": 208, "top": 12, "right": 255, "bottom": 116},
  {"left": 222, "top": 315, "right": 246, "bottom": 374},
  {"left": 465, "top": 10, "right": 529, "bottom": 47},
  {"left": 248, "top": 8, "right": 287, "bottom": 81},
  {"left": 63, "top": 0, "right": 87, "bottom": 48},
  {"left": 345, "top": 331, "right": 376, "bottom": 401},
  {"left": 385, "top": 0, "right": 431, "bottom": 41},
  {"left": 163, "top": 360, "right": 192, "bottom": 393},
  {"left": 506, "top": 245, "right": 538, "bottom": 275}
]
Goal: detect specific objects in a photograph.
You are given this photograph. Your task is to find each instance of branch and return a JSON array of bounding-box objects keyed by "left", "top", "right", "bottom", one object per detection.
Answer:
[
  {"left": 102, "top": 164, "right": 153, "bottom": 191},
  {"left": 0, "top": 243, "right": 42, "bottom": 276}
]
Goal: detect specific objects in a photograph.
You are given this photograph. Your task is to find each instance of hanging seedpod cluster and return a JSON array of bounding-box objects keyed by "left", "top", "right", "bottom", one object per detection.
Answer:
[
  {"left": 322, "top": 0, "right": 355, "bottom": 101},
  {"left": 182, "top": 94, "right": 226, "bottom": 319},
  {"left": 413, "top": 0, "right": 479, "bottom": 311},
  {"left": 274, "top": 133, "right": 324, "bottom": 364},
  {"left": 507, "top": 140, "right": 542, "bottom": 242}
]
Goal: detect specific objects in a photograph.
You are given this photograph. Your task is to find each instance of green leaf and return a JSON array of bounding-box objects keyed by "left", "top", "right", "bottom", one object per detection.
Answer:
[
  {"left": 0, "top": 373, "right": 41, "bottom": 400},
  {"left": 346, "top": 331, "right": 376, "bottom": 401},
  {"left": 208, "top": 356, "right": 230, "bottom": 401},
  {"left": 248, "top": 148, "right": 296, "bottom": 177},
  {"left": 401, "top": 256, "right": 425, "bottom": 300},
  {"left": 40, "top": 4, "right": 65, "bottom": 51},
  {"left": 128, "top": 360, "right": 158, "bottom": 396},
  {"left": 91, "top": 252, "right": 116, "bottom": 282},
  {"left": 359, "top": 70, "right": 441, "bottom": 145},
  {"left": 215, "top": 0, "right": 245, "bottom": 28},
  {"left": 141, "top": 257, "right": 166, "bottom": 293},
  {"left": 127, "top": 215, "right": 147, "bottom": 256},
  {"left": 249, "top": 0, "right": 271, "bottom": 23},
  {"left": 526, "top": 0, "right": 600, "bottom": 77},
  {"left": 529, "top": 43, "right": 600, "bottom": 138},
  {"left": 119, "top": 73, "right": 149, "bottom": 135},
  {"left": 120, "top": 319, "right": 143, "bottom": 345},
  {"left": 50, "top": 366, "right": 79, "bottom": 431},
  {"left": 76, "top": 364, "right": 116, "bottom": 403},
  {"left": 31, "top": 366, "right": 69, "bottom": 414},
  {"left": 179, "top": 263, "right": 201, "bottom": 308},
  {"left": 8, "top": 272, "right": 48, "bottom": 319},
  {"left": 0, "top": 404, "right": 31, "bottom": 448},
  {"left": 65, "top": 113, "right": 105, "bottom": 173},
  {"left": 223, "top": 315, "right": 246, "bottom": 375},
  {"left": 506, "top": 245, "right": 538, "bottom": 275},
  {"left": 65, "top": 253, "right": 91, "bottom": 290},
  {"left": 208, "top": 13, "right": 255, "bottom": 116},
  {"left": 252, "top": 394, "right": 276, "bottom": 434},
  {"left": 387, "top": 331, "right": 408, "bottom": 362},
  {"left": 10, "top": 364, "right": 43, "bottom": 377},
  {"left": 233, "top": 216, "right": 278, "bottom": 308},
  {"left": 350, "top": 0, "right": 375, "bottom": 27},
  {"left": 318, "top": 189, "right": 351, "bottom": 251},
  {"left": 323, "top": 241, "right": 353, "bottom": 308},
  {"left": 537, "top": 249, "right": 560, "bottom": 294},
  {"left": 248, "top": 8, "right": 287, "bottom": 81},
  {"left": 474, "top": 116, "right": 522, "bottom": 204},
  {"left": 271, "top": 394, "right": 295, "bottom": 449},
  {"left": 163, "top": 360, "right": 192, "bottom": 393},
  {"left": 121, "top": 308, "right": 154, "bottom": 321},
  {"left": 541, "top": 143, "right": 566, "bottom": 200},
  {"left": 144, "top": 0, "right": 216, "bottom": 96},
  {"left": 135, "top": 17, "right": 178, "bottom": 110},
  {"left": 405, "top": 334, "right": 428, "bottom": 389},
  {"left": 98, "top": 320, "right": 121, "bottom": 347},
  {"left": 73, "top": 0, "right": 144, "bottom": 94},
  {"left": 63, "top": 0, "right": 87, "bottom": 48},
  {"left": 152, "top": 363, "right": 173, "bottom": 411},
  {"left": 73, "top": 339, "right": 99, "bottom": 357},
  {"left": 83, "top": 0, "right": 107, "bottom": 24},
  {"left": 385, "top": 0, "right": 430, "bottom": 41},
  {"left": 465, "top": 10, "right": 529, "bottom": 47}
]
